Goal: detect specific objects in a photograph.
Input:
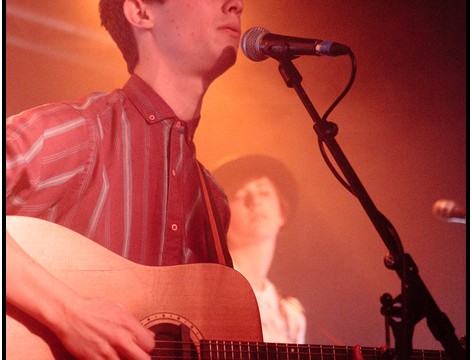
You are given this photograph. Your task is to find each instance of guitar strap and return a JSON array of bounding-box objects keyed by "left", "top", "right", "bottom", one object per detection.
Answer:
[{"left": 196, "top": 162, "right": 232, "bottom": 267}]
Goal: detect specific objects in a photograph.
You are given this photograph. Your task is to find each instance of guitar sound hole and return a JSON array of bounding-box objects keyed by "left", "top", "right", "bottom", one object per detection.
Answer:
[{"left": 149, "top": 323, "right": 199, "bottom": 360}]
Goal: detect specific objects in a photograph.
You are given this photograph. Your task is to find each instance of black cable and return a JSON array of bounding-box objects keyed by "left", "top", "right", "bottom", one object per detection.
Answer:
[{"left": 318, "top": 50, "right": 357, "bottom": 195}]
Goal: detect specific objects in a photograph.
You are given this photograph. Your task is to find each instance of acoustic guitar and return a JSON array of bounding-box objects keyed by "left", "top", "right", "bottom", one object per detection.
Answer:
[{"left": 6, "top": 216, "right": 449, "bottom": 359}]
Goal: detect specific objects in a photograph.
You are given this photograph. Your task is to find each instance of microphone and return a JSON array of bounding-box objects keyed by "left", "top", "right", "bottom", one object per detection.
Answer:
[
  {"left": 432, "top": 199, "right": 466, "bottom": 224},
  {"left": 240, "top": 27, "right": 350, "bottom": 62}
]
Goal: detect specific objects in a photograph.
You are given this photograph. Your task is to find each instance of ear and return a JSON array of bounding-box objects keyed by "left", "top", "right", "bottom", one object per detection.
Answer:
[{"left": 123, "top": 0, "right": 155, "bottom": 30}]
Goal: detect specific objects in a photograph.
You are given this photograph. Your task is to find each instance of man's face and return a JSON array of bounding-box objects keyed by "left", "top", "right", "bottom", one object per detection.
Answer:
[
  {"left": 227, "top": 176, "right": 286, "bottom": 248},
  {"left": 150, "top": 0, "right": 244, "bottom": 80}
]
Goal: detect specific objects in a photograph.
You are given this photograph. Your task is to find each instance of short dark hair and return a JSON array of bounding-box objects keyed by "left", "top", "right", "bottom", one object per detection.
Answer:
[
  {"left": 99, "top": 0, "right": 164, "bottom": 74},
  {"left": 212, "top": 155, "right": 298, "bottom": 220}
]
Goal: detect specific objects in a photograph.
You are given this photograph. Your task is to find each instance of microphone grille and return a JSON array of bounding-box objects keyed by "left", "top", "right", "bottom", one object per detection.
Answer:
[{"left": 240, "top": 27, "right": 269, "bottom": 62}]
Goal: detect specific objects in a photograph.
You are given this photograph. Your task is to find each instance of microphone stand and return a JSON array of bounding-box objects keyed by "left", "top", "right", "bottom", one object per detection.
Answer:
[{"left": 275, "top": 55, "right": 465, "bottom": 360}]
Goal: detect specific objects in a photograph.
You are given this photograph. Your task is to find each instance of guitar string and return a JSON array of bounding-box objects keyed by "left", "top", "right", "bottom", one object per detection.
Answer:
[
  {"left": 148, "top": 352, "right": 443, "bottom": 359},
  {"left": 150, "top": 341, "right": 444, "bottom": 360},
  {"left": 155, "top": 339, "right": 445, "bottom": 353},
  {"left": 147, "top": 355, "right": 445, "bottom": 360},
  {"left": 147, "top": 353, "right": 444, "bottom": 360}
]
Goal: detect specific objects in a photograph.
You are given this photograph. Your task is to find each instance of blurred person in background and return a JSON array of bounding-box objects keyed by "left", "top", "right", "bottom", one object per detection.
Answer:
[{"left": 213, "top": 154, "right": 307, "bottom": 344}]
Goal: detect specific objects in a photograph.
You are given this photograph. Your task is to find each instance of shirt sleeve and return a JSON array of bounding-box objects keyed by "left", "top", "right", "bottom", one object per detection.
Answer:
[{"left": 6, "top": 103, "right": 95, "bottom": 218}]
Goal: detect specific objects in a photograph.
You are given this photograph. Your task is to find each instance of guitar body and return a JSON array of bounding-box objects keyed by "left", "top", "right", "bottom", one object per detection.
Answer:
[
  {"left": 6, "top": 216, "right": 263, "bottom": 359},
  {"left": 6, "top": 216, "right": 452, "bottom": 360}
]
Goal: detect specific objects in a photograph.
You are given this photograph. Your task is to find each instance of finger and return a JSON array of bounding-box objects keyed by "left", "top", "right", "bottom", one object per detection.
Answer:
[
  {"left": 113, "top": 302, "right": 155, "bottom": 352},
  {"left": 352, "top": 345, "right": 363, "bottom": 360},
  {"left": 134, "top": 326, "right": 156, "bottom": 353},
  {"left": 118, "top": 338, "right": 153, "bottom": 360}
]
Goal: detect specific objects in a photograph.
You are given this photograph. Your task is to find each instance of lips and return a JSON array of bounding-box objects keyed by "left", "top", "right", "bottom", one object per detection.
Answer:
[
  {"left": 249, "top": 213, "right": 267, "bottom": 222},
  {"left": 219, "top": 24, "right": 241, "bottom": 38}
]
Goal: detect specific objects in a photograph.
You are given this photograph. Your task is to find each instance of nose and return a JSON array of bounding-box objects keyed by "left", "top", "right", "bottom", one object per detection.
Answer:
[
  {"left": 244, "top": 192, "right": 257, "bottom": 208},
  {"left": 224, "top": 0, "right": 244, "bottom": 14}
]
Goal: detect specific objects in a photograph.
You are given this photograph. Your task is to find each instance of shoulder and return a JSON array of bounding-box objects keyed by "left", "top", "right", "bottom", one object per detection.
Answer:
[
  {"left": 7, "top": 90, "right": 117, "bottom": 124},
  {"left": 7, "top": 89, "right": 125, "bottom": 138},
  {"left": 69, "top": 89, "right": 126, "bottom": 116}
]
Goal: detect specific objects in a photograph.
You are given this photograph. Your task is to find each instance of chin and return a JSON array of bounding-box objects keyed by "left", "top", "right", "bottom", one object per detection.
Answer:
[{"left": 209, "top": 46, "right": 238, "bottom": 79}]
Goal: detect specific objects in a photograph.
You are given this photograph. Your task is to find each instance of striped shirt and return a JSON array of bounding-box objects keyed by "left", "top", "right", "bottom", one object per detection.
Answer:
[{"left": 6, "top": 75, "right": 232, "bottom": 267}]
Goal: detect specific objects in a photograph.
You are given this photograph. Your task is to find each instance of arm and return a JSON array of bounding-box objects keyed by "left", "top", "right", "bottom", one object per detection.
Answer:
[
  {"left": 6, "top": 104, "right": 154, "bottom": 359},
  {"left": 6, "top": 230, "right": 155, "bottom": 360}
]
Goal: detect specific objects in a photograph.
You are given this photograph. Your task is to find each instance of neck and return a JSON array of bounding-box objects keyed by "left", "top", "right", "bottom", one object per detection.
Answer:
[
  {"left": 134, "top": 61, "right": 211, "bottom": 121},
  {"left": 229, "top": 236, "right": 277, "bottom": 291}
]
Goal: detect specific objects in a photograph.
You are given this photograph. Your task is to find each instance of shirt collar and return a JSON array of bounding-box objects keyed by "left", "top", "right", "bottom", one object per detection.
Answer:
[{"left": 122, "top": 74, "right": 200, "bottom": 139}]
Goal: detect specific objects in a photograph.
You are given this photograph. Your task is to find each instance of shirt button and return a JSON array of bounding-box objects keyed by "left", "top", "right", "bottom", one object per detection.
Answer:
[
  {"left": 175, "top": 121, "right": 182, "bottom": 127},
  {"left": 171, "top": 224, "right": 178, "bottom": 231},
  {"left": 149, "top": 114, "right": 155, "bottom": 121},
  {"left": 172, "top": 169, "right": 176, "bottom": 177}
]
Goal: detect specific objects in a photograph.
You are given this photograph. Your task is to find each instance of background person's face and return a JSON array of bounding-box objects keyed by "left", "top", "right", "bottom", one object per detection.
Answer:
[{"left": 227, "top": 176, "right": 285, "bottom": 249}]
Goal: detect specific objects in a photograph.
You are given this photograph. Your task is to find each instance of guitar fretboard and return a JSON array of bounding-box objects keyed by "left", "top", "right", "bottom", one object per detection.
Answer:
[{"left": 200, "top": 340, "right": 448, "bottom": 360}]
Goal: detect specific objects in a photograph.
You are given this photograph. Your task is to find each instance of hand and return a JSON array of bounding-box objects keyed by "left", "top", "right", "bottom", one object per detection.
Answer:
[
  {"left": 6, "top": 231, "right": 156, "bottom": 360},
  {"left": 55, "top": 296, "right": 155, "bottom": 360}
]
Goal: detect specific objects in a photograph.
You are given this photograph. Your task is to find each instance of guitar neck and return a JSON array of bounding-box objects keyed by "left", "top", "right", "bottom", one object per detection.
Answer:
[{"left": 200, "top": 340, "right": 448, "bottom": 360}]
